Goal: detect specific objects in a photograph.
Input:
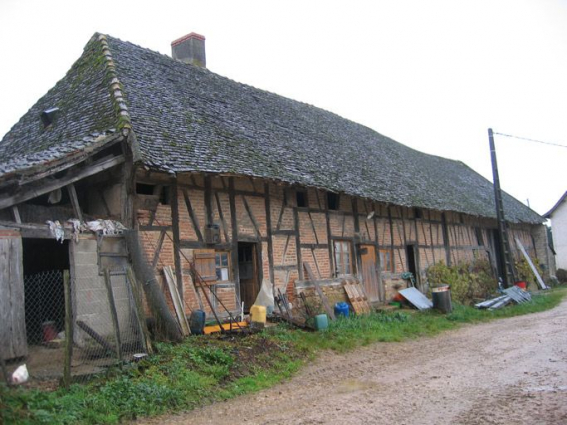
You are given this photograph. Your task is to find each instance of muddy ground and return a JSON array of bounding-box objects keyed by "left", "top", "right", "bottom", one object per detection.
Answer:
[{"left": 137, "top": 299, "right": 567, "bottom": 425}]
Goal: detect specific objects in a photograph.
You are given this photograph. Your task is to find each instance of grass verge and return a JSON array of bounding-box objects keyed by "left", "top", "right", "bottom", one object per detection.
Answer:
[{"left": 2, "top": 287, "right": 565, "bottom": 424}]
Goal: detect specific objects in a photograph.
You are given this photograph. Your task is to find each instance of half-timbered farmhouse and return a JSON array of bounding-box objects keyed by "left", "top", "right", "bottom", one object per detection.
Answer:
[{"left": 0, "top": 33, "right": 548, "bottom": 359}]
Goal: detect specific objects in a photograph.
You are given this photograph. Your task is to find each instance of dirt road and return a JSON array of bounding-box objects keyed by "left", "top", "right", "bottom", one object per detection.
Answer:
[{"left": 138, "top": 299, "right": 567, "bottom": 424}]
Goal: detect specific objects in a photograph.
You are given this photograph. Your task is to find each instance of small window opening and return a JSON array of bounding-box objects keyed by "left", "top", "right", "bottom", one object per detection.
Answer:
[
  {"left": 327, "top": 192, "right": 340, "bottom": 210},
  {"left": 40, "top": 107, "right": 59, "bottom": 128},
  {"left": 136, "top": 183, "right": 170, "bottom": 205},
  {"left": 296, "top": 190, "right": 308, "bottom": 208},
  {"left": 415, "top": 208, "right": 423, "bottom": 219},
  {"left": 474, "top": 227, "right": 484, "bottom": 246}
]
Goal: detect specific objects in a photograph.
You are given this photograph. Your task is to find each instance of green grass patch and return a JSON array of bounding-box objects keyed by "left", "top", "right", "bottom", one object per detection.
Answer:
[{"left": 2, "top": 287, "right": 565, "bottom": 424}]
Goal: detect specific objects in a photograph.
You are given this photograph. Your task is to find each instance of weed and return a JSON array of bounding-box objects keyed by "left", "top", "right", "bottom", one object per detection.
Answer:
[{"left": 2, "top": 287, "right": 565, "bottom": 424}]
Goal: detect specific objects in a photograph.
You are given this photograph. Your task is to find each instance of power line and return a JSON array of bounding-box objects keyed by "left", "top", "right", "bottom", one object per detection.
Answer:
[{"left": 493, "top": 131, "right": 567, "bottom": 149}]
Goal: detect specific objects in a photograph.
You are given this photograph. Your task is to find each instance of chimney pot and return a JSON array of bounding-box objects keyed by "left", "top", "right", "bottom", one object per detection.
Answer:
[{"left": 171, "top": 32, "right": 206, "bottom": 68}]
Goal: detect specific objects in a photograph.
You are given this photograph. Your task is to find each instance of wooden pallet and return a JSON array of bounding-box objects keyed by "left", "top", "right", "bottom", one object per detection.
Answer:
[{"left": 342, "top": 279, "right": 373, "bottom": 315}]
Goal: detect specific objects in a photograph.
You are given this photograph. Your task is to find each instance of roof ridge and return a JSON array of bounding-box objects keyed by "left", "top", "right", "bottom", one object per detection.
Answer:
[{"left": 96, "top": 34, "right": 132, "bottom": 136}]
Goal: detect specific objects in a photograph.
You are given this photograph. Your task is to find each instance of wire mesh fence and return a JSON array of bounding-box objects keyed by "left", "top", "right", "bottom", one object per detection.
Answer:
[{"left": 4, "top": 266, "right": 150, "bottom": 389}]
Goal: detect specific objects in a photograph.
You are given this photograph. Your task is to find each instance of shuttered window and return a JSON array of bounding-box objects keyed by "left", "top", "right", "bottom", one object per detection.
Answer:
[{"left": 194, "top": 249, "right": 217, "bottom": 284}]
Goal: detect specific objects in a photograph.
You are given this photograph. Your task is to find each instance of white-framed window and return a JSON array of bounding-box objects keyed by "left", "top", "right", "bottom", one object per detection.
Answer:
[{"left": 333, "top": 240, "right": 353, "bottom": 276}]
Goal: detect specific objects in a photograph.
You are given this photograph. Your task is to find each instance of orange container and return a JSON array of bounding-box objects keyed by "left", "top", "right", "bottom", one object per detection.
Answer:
[{"left": 514, "top": 281, "right": 527, "bottom": 290}]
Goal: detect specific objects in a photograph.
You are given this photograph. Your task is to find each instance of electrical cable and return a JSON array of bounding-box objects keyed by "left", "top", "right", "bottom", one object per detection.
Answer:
[{"left": 493, "top": 132, "right": 567, "bottom": 149}]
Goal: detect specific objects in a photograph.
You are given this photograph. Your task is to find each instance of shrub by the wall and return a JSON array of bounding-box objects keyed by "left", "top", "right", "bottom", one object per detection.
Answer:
[{"left": 426, "top": 259, "right": 497, "bottom": 305}]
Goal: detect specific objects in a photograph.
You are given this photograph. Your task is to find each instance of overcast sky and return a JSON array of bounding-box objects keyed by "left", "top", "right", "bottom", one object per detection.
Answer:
[{"left": 0, "top": 0, "right": 565, "bottom": 216}]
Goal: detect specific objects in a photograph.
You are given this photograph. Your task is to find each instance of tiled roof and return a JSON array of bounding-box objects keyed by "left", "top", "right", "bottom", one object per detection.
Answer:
[
  {"left": 0, "top": 33, "right": 543, "bottom": 224},
  {"left": 0, "top": 35, "right": 125, "bottom": 178}
]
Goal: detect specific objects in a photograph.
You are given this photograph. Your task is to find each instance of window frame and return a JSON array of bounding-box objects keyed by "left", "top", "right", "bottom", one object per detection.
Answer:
[
  {"left": 214, "top": 251, "right": 231, "bottom": 283},
  {"left": 379, "top": 248, "right": 394, "bottom": 273},
  {"left": 333, "top": 240, "right": 354, "bottom": 276}
]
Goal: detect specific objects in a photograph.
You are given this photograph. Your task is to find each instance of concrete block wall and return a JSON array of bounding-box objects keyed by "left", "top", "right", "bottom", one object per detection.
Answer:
[{"left": 71, "top": 235, "right": 133, "bottom": 347}]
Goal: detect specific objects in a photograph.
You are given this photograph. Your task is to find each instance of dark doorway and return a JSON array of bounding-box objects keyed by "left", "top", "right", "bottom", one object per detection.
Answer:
[
  {"left": 22, "top": 239, "right": 69, "bottom": 344},
  {"left": 238, "top": 242, "right": 260, "bottom": 312},
  {"left": 405, "top": 244, "right": 420, "bottom": 288}
]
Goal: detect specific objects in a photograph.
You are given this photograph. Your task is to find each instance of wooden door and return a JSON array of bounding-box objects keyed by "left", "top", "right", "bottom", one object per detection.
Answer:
[
  {"left": 360, "top": 244, "right": 380, "bottom": 301},
  {"left": 0, "top": 229, "right": 27, "bottom": 359},
  {"left": 238, "top": 243, "right": 259, "bottom": 312}
]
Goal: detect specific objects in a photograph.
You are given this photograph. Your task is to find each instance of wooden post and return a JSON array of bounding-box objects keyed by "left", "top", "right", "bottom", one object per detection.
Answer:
[
  {"left": 103, "top": 269, "right": 123, "bottom": 362},
  {"left": 66, "top": 184, "right": 84, "bottom": 222},
  {"left": 63, "top": 270, "right": 73, "bottom": 389},
  {"left": 0, "top": 348, "right": 9, "bottom": 385},
  {"left": 303, "top": 262, "right": 336, "bottom": 320},
  {"left": 126, "top": 267, "right": 153, "bottom": 354}
]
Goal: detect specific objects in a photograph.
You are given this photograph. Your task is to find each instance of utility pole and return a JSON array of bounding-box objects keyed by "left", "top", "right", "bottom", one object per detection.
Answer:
[{"left": 488, "top": 128, "right": 516, "bottom": 287}]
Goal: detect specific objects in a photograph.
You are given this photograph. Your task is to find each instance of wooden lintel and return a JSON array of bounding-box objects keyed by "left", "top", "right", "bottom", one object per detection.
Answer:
[
  {"left": 272, "top": 229, "right": 296, "bottom": 236},
  {"left": 234, "top": 189, "right": 264, "bottom": 198},
  {"left": 0, "top": 154, "right": 125, "bottom": 210},
  {"left": 300, "top": 243, "right": 328, "bottom": 250},
  {"left": 139, "top": 225, "right": 172, "bottom": 231},
  {"left": 0, "top": 220, "right": 72, "bottom": 239}
]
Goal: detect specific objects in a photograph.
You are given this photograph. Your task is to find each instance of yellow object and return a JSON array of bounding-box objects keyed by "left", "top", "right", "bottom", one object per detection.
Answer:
[
  {"left": 203, "top": 321, "right": 248, "bottom": 334},
  {"left": 250, "top": 305, "right": 267, "bottom": 325}
]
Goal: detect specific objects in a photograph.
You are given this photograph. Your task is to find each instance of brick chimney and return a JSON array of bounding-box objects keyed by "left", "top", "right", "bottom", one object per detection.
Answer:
[{"left": 171, "top": 32, "right": 206, "bottom": 68}]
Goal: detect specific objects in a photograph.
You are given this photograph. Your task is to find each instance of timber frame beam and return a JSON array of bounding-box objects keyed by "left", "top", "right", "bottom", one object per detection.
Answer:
[{"left": 0, "top": 154, "right": 125, "bottom": 210}]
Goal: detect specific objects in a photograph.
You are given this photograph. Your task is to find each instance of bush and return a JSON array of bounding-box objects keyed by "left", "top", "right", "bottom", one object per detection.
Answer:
[
  {"left": 426, "top": 259, "right": 497, "bottom": 305},
  {"left": 556, "top": 268, "right": 567, "bottom": 283},
  {"left": 515, "top": 258, "right": 543, "bottom": 290}
]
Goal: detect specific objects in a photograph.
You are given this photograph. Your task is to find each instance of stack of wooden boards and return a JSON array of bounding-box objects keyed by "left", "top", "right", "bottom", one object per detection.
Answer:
[{"left": 342, "top": 278, "right": 373, "bottom": 314}]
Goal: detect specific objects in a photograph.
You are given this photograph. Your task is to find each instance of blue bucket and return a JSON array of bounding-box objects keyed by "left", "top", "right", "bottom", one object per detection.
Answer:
[{"left": 334, "top": 302, "right": 350, "bottom": 318}]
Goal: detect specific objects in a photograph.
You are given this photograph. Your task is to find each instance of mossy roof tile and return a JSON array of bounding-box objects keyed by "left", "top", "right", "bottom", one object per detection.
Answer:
[{"left": 0, "top": 33, "right": 543, "bottom": 224}]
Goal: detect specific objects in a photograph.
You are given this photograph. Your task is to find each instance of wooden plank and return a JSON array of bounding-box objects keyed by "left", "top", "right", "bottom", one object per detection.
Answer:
[
  {"left": 76, "top": 321, "right": 115, "bottom": 354},
  {"left": 303, "top": 262, "right": 336, "bottom": 320},
  {"left": 163, "top": 266, "right": 191, "bottom": 336},
  {"left": 264, "top": 182, "right": 275, "bottom": 286},
  {"left": 294, "top": 208, "right": 304, "bottom": 280},
  {"left": 11, "top": 206, "right": 21, "bottom": 224},
  {"left": 343, "top": 278, "right": 373, "bottom": 314},
  {"left": 182, "top": 188, "right": 204, "bottom": 242},
  {"left": 66, "top": 183, "right": 83, "bottom": 222},
  {"left": 0, "top": 154, "right": 125, "bottom": 209},
  {"left": 126, "top": 267, "right": 153, "bottom": 354},
  {"left": 242, "top": 195, "right": 262, "bottom": 240},
  {"left": 63, "top": 270, "right": 73, "bottom": 389},
  {"left": 170, "top": 182, "right": 183, "bottom": 297},
  {"left": 203, "top": 321, "right": 248, "bottom": 334},
  {"left": 0, "top": 233, "right": 27, "bottom": 360},
  {"left": 103, "top": 269, "right": 123, "bottom": 361},
  {"left": 151, "top": 230, "right": 166, "bottom": 268},
  {"left": 515, "top": 237, "right": 548, "bottom": 289},
  {"left": 214, "top": 191, "right": 230, "bottom": 243}
]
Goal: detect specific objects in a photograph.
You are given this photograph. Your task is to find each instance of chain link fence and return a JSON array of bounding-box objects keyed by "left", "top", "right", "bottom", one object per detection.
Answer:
[{"left": 5, "top": 266, "right": 150, "bottom": 389}]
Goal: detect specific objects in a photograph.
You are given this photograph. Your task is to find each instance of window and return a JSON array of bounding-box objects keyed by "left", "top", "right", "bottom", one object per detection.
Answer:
[
  {"left": 194, "top": 250, "right": 232, "bottom": 284},
  {"left": 415, "top": 208, "right": 423, "bottom": 219},
  {"left": 327, "top": 192, "right": 340, "bottom": 210},
  {"left": 135, "top": 183, "right": 170, "bottom": 205},
  {"left": 379, "top": 249, "right": 394, "bottom": 273},
  {"left": 215, "top": 251, "right": 231, "bottom": 282},
  {"left": 296, "top": 190, "right": 308, "bottom": 208},
  {"left": 333, "top": 240, "right": 353, "bottom": 276}
]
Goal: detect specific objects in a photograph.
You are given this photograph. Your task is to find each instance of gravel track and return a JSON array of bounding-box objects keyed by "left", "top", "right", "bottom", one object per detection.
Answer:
[{"left": 136, "top": 299, "right": 567, "bottom": 424}]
